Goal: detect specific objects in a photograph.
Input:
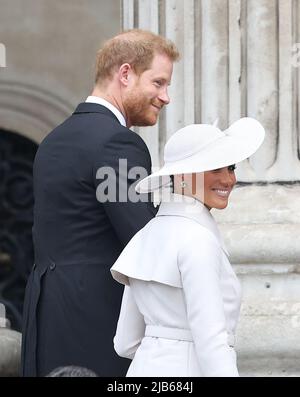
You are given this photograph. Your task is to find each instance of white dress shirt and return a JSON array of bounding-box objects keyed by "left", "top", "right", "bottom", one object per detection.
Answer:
[
  {"left": 86, "top": 96, "right": 126, "bottom": 127},
  {"left": 111, "top": 193, "right": 242, "bottom": 377}
]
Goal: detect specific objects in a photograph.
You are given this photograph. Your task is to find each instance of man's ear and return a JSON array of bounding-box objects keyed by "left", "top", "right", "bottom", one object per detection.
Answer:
[{"left": 119, "top": 63, "right": 133, "bottom": 87}]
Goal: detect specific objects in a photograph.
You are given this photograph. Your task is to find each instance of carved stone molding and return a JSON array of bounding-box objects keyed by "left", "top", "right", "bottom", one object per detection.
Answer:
[{"left": 0, "top": 80, "right": 73, "bottom": 144}]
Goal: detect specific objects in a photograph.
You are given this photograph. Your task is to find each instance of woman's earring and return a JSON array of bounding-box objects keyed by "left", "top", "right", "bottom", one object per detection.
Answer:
[{"left": 180, "top": 181, "right": 187, "bottom": 188}]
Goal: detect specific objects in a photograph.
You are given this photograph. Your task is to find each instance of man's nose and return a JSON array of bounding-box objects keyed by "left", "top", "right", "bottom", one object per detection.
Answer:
[{"left": 159, "top": 88, "right": 170, "bottom": 105}]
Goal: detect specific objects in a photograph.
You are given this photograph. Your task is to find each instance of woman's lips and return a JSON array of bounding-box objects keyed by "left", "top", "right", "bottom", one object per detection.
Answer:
[{"left": 212, "top": 188, "right": 231, "bottom": 198}]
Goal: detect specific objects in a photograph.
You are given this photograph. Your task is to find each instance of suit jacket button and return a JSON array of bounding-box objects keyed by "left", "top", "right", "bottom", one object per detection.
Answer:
[
  {"left": 49, "top": 263, "right": 56, "bottom": 271},
  {"left": 32, "top": 263, "right": 36, "bottom": 270}
]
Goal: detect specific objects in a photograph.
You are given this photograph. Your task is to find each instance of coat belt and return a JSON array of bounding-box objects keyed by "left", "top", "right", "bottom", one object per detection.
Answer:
[{"left": 145, "top": 325, "right": 235, "bottom": 347}]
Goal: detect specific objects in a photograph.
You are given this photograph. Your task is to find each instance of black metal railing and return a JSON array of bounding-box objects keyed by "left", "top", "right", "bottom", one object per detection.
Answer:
[{"left": 0, "top": 129, "right": 37, "bottom": 331}]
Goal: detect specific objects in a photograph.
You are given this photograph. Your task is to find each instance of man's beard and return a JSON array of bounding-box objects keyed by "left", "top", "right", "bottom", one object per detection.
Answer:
[{"left": 124, "top": 90, "right": 160, "bottom": 127}]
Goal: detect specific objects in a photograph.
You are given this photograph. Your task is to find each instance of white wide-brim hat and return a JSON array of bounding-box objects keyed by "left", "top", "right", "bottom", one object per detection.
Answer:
[{"left": 136, "top": 117, "right": 265, "bottom": 193}]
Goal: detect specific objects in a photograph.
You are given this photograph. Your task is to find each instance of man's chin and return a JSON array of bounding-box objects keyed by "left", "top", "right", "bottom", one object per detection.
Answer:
[{"left": 134, "top": 117, "right": 158, "bottom": 127}]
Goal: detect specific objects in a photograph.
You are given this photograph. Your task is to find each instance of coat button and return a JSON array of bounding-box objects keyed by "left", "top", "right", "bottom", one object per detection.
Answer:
[
  {"left": 32, "top": 263, "right": 36, "bottom": 270},
  {"left": 49, "top": 262, "right": 56, "bottom": 271}
]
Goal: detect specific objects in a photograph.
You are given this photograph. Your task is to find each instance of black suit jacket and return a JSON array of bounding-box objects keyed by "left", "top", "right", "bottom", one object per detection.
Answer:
[{"left": 21, "top": 103, "right": 157, "bottom": 376}]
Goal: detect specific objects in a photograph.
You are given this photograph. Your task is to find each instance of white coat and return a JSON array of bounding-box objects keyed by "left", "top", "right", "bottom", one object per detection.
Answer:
[{"left": 111, "top": 193, "right": 242, "bottom": 377}]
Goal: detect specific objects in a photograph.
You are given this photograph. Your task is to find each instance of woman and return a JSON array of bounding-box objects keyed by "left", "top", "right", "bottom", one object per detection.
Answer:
[{"left": 110, "top": 118, "right": 265, "bottom": 377}]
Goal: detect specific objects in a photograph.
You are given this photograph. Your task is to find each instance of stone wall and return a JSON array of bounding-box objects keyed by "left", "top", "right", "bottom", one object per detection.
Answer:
[{"left": 0, "top": 0, "right": 121, "bottom": 143}]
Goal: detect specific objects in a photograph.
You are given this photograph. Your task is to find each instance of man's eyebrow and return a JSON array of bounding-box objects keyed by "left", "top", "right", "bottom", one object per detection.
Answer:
[
  {"left": 159, "top": 77, "right": 172, "bottom": 84},
  {"left": 153, "top": 77, "right": 172, "bottom": 86}
]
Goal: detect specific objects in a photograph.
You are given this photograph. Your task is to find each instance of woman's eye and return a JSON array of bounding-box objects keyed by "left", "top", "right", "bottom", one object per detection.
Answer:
[
  {"left": 154, "top": 81, "right": 162, "bottom": 87},
  {"left": 228, "top": 165, "right": 236, "bottom": 172}
]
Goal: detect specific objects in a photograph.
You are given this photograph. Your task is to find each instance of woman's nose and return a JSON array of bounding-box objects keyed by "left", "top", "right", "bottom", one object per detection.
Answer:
[{"left": 220, "top": 169, "right": 236, "bottom": 186}]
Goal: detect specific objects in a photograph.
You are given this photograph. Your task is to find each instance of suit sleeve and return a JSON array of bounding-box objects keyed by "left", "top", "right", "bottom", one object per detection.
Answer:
[
  {"left": 113, "top": 285, "right": 145, "bottom": 359},
  {"left": 178, "top": 229, "right": 239, "bottom": 377},
  {"left": 94, "top": 131, "right": 158, "bottom": 245}
]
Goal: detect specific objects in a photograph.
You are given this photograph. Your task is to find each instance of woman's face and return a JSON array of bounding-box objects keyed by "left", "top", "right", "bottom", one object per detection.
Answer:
[
  {"left": 174, "top": 165, "right": 237, "bottom": 210},
  {"left": 203, "top": 165, "right": 237, "bottom": 210}
]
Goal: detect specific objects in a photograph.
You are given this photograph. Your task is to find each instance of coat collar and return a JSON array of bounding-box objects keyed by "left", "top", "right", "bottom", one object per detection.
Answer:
[
  {"left": 156, "top": 193, "right": 229, "bottom": 256},
  {"left": 73, "top": 102, "right": 121, "bottom": 124},
  {"left": 85, "top": 96, "right": 126, "bottom": 127}
]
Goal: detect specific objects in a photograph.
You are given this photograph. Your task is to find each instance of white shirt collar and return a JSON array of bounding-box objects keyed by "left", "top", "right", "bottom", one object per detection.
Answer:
[
  {"left": 85, "top": 96, "right": 126, "bottom": 127},
  {"left": 157, "top": 193, "right": 229, "bottom": 255}
]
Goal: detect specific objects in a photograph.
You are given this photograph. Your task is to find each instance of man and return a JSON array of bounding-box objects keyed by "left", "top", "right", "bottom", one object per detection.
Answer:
[{"left": 21, "top": 29, "right": 179, "bottom": 377}]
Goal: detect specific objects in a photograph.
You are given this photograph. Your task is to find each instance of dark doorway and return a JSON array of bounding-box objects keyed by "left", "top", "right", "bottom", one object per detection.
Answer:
[{"left": 0, "top": 129, "right": 37, "bottom": 331}]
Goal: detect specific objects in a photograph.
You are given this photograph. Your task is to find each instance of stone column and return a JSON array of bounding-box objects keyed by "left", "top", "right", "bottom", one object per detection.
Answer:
[
  {"left": 200, "top": 0, "right": 229, "bottom": 129},
  {"left": 0, "top": 43, "right": 6, "bottom": 67},
  {"left": 266, "top": 0, "right": 300, "bottom": 181},
  {"left": 122, "top": 0, "right": 196, "bottom": 166},
  {"left": 122, "top": 0, "right": 160, "bottom": 167}
]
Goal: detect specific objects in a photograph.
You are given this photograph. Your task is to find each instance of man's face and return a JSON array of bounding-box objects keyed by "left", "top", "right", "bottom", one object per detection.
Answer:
[{"left": 123, "top": 53, "right": 173, "bottom": 127}]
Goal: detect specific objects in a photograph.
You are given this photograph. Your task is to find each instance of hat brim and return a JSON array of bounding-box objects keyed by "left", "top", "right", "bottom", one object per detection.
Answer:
[{"left": 136, "top": 117, "right": 265, "bottom": 193}]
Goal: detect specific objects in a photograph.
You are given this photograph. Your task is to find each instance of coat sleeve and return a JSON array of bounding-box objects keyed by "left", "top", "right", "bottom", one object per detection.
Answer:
[
  {"left": 113, "top": 285, "right": 145, "bottom": 359},
  {"left": 178, "top": 229, "right": 239, "bottom": 377},
  {"left": 94, "top": 131, "right": 158, "bottom": 246}
]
